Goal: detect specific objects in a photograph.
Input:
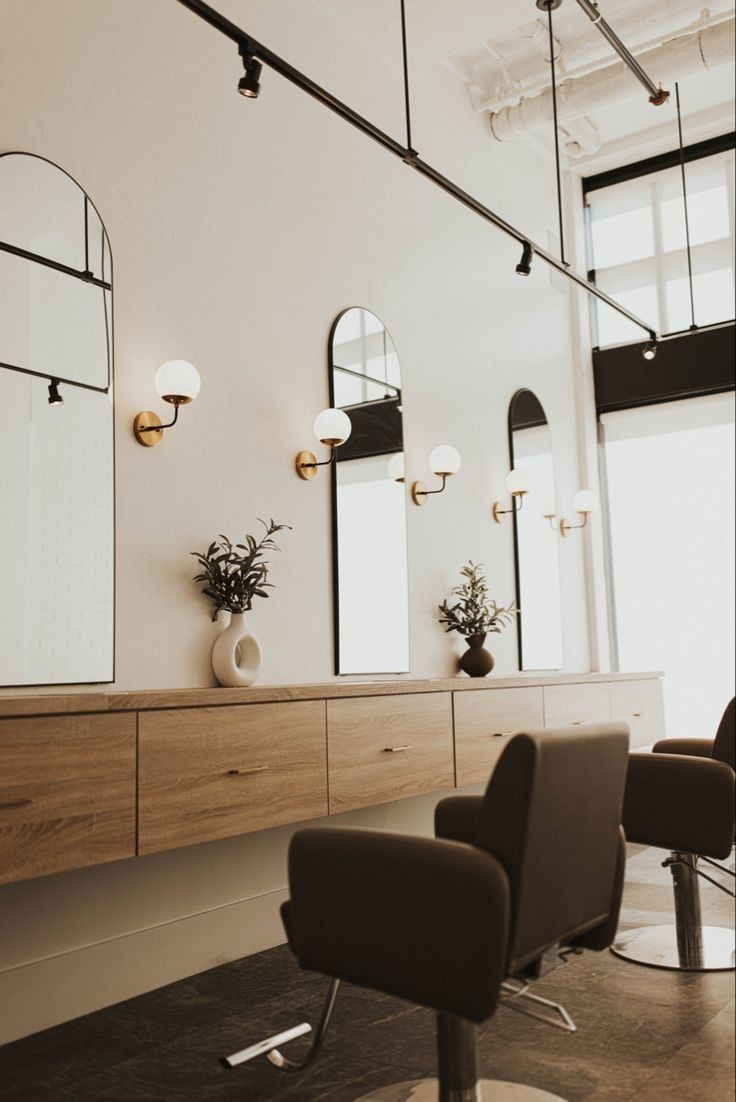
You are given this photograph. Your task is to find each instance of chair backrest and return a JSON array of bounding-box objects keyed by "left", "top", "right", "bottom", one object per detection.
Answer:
[
  {"left": 475, "top": 723, "right": 629, "bottom": 974},
  {"left": 712, "top": 698, "right": 735, "bottom": 771}
]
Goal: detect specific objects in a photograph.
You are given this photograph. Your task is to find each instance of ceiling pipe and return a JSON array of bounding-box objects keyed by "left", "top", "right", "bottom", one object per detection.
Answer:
[
  {"left": 571, "top": 0, "right": 669, "bottom": 104},
  {"left": 490, "top": 17, "right": 735, "bottom": 142}
]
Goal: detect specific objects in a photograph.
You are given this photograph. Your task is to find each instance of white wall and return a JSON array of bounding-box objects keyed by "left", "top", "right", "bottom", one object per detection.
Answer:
[{"left": 0, "top": 0, "right": 598, "bottom": 1040}]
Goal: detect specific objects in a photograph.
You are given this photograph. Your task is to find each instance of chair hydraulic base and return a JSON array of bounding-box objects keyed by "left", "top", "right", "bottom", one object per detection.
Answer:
[
  {"left": 611, "top": 851, "right": 735, "bottom": 972},
  {"left": 355, "top": 1080, "right": 568, "bottom": 1101},
  {"left": 611, "top": 924, "right": 735, "bottom": 971}
]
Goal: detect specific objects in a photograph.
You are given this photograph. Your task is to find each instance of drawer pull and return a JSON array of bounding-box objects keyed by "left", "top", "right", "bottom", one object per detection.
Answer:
[
  {"left": 383, "top": 745, "right": 413, "bottom": 753},
  {"left": 491, "top": 731, "right": 513, "bottom": 738},
  {"left": 226, "top": 766, "right": 270, "bottom": 777},
  {"left": 0, "top": 797, "right": 33, "bottom": 811},
  {"left": 632, "top": 712, "right": 642, "bottom": 717}
]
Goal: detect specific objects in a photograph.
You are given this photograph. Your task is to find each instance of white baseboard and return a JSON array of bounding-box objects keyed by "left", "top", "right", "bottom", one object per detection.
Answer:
[{"left": 0, "top": 887, "right": 289, "bottom": 1044}]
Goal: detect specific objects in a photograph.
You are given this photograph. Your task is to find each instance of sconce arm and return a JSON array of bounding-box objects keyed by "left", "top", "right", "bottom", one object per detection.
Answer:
[
  {"left": 492, "top": 494, "right": 524, "bottom": 524},
  {"left": 299, "top": 446, "right": 337, "bottom": 471},
  {"left": 421, "top": 474, "right": 448, "bottom": 497},
  {"left": 560, "top": 513, "right": 590, "bottom": 537},
  {"left": 136, "top": 404, "right": 181, "bottom": 434}
]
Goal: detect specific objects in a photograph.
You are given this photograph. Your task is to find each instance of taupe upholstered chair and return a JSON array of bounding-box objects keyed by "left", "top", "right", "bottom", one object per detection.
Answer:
[
  {"left": 611, "top": 698, "right": 735, "bottom": 972},
  {"left": 223, "top": 724, "right": 629, "bottom": 1102}
]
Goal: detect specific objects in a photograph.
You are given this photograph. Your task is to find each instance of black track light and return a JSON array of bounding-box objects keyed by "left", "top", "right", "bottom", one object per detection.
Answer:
[
  {"left": 515, "top": 241, "right": 533, "bottom": 277},
  {"left": 238, "top": 46, "right": 262, "bottom": 98},
  {"left": 48, "top": 378, "right": 63, "bottom": 406},
  {"left": 642, "top": 340, "right": 658, "bottom": 361}
]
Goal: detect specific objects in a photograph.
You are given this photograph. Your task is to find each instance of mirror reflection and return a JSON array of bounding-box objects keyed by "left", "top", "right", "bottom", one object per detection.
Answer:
[
  {"left": 330, "top": 308, "right": 410, "bottom": 674},
  {"left": 0, "top": 153, "right": 111, "bottom": 389},
  {"left": 509, "top": 389, "right": 563, "bottom": 671},
  {"left": 0, "top": 154, "right": 114, "bottom": 686}
]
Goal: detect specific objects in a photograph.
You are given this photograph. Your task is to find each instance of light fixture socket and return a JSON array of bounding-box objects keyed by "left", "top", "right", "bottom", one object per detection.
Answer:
[
  {"left": 238, "top": 47, "right": 262, "bottom": 98},
  {"left": 515, "top": 241, "right": 533, "bottom": 276},
  {"left": 47, "top": 378, "right": 63, "bottom": 406}
]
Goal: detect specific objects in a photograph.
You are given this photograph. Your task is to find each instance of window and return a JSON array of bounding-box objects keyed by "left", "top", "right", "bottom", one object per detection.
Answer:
[
  {"left": 586, "top": 149, "right": 735, "bottom": 347},
  {"left": 601, "top": 393, "right": 735, "bottom": 740}
]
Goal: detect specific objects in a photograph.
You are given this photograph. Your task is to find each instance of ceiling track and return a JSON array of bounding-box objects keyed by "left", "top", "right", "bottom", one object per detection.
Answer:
[{"left": 174, "top": 0, "right": 658, "bottom": 343}]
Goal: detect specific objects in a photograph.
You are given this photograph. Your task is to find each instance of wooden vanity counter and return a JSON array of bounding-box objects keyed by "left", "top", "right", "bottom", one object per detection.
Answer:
[{"left": 0, "top": 672, "right": 664, "bottom": 884}]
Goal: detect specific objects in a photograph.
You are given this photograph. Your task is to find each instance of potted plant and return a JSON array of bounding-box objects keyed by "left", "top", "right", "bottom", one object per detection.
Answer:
[
  {"left": 438, "top": 561, "right": 517, "bottom": 677},
  {"left": 191, "top": 518, "right": 291, "bottom": 686}
]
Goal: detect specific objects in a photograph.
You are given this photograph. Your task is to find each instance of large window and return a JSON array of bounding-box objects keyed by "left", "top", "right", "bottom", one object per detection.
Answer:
[
  {"left": 601, "top": 393, "right": 735, "bottom": 740},
  {"left": 586, "top": 148, "right": 735, "bottom": 347}
]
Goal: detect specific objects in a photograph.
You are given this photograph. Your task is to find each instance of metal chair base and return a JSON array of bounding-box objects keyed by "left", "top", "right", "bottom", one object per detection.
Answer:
[
  {"left": 355, "top": 1079, "right": 568, "bottom": 1101},
  {"left": 611, "top": 924, "right": 735, "bottom": 971}
]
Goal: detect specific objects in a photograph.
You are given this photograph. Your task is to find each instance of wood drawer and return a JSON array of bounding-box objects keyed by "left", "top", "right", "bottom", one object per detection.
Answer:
[
  {"left": 543, "top": 682, "right": 611, "bottom": 727},
  {"left": 0, "top": 714, "right": 136, "bottom": 885},
  {"left": 611, "top": 679, "right": 665, "bottom": 750},
  {"left": 138, "top": 702, "right": 328, "bottom": 854},
  {"left": 454, "top": 687, "right": 545, "bottom": 787},
  {"left": 327, "top": 693, "right": 454, "bottom": 814}
]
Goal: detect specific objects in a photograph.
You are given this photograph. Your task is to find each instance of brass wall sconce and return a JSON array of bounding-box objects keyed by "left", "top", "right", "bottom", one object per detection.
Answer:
[
  {"left": 557, "top": 489, "right": 599, "bottom": 537},
  {"left": 492, "top": 468, "right": 529, "bottom": 523},
  {"left": 411, "top": 445, "right": 461, "bottom": 506},
  {"left": 296, "top": 408, "right": 352, "bottom": 479},
  {"left": 133, "top": 360, "right": 201, "bottom": 447}
]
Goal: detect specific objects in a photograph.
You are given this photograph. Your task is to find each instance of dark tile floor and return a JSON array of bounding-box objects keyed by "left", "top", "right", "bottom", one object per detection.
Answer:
[{"left": 1, "top": 846, "right": 733, "bottom": 1102}]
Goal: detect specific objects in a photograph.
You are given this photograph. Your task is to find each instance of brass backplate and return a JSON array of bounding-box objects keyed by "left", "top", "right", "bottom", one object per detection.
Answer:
[
  {"left": 134, "top": 411, "right": 164, "bottom": 447},
  {"left": 411, "top": 480, "right": 428, "bottom": 506},
  {"left": 296, "top": 450, "right": 318, "bottom": 480},
  {"left": 492, "top": 501, "right": 507, "bottom": 524}
]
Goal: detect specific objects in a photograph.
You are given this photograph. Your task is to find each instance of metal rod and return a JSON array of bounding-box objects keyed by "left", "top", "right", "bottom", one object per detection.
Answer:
[
  {"left": 137, "top": 404, "right": 180, "bottom": 432},
  {"left": 173, "top": 0, "right": 658, "bottom": 341},
  {"left": 0, "top": 359, "right": 110, "bottom": 396},
  {"left": 676, "top": 83, "right": 697, "bottom": 330},
  {"left": 399, "top": 0, "right": 414, "bottom": 153},
  {"left": 573, "top": 0, "right": 669, "bottom": 105},
  {"left": 546, "top": 3, "right": 566, "bottom": 266},
  {"left": 334, "top": 363, "right": 400, "bottom": 393},
  {"left": 0, "top": 239, "right": 111, "bottom": 290},
  {"left": 83, "top": 194, "right": 90, "bottom": 275}
]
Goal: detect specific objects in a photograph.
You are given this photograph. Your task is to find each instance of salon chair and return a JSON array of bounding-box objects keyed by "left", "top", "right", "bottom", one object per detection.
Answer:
[
  {"left": 223, "top": 724, "right": 629, "bottom": 1101},
  {"left": 611, "top": 697, "right": 735, "bottom": 971}
]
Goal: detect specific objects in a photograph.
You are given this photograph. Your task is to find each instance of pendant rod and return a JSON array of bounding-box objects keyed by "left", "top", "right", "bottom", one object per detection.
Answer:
[
  {"left": 546, "top": 3, "right": 567, "bottom": 266},
  {"left": 399, "top": 0, "right": 414, "bottom": 153},
  {"left": 173, "top": 0, "right": 658, "bottom": 341},
  {"left": 676, "top": 82, "right": 697, "bottom": 330}
]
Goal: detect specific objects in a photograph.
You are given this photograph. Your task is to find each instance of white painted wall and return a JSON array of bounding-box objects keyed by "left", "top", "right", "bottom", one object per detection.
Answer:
[{"left": 0, "top": 0, "right": 598, "bottom": 1040}]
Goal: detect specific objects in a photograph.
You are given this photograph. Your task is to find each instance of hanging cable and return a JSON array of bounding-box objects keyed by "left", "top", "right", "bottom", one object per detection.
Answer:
[
  {"left": 676, "top": 82, "right": 697, "bottom": 330},
  {"left": 399, "top": 0, "right": 414, "bottom": 155},
  {"left": 541, "top": 0, "right": 567, "bottom": 267}
]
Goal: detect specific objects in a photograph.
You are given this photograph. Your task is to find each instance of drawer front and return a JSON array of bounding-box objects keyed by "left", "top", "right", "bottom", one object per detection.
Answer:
[
  {"left": 0, "top": 714, "right": 136, "bottom": 885},
  {"left": 327, "top": 694, "right": 454, "bottom": 814},
  {"left": 454, "top": 687, "right": 545, "bottom": 788},
  {"left": 543, "top": 682, "right": 611, "bottom": 728},
  {"left": 138, "top": 702, "right": 328, "bottom": 854},
  {"left": 611, "top": 679, "right": 665, "bottom": 750}
]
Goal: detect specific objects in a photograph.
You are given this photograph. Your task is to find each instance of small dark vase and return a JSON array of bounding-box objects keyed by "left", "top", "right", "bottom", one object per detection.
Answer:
[{"left": 459, "top": 633, "right": 495, "bottom": 678}]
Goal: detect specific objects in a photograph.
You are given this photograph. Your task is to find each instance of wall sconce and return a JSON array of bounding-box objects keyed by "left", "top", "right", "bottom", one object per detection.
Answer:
[
  {"left": 411, "top": 445, "right": 461, "bottom": 506},
  {"left": 491, "top": 468, "right": 529, "bottom": 523},
  {"left": 295, "top": 408, "right": 352, "bottom": 479},
  {"left": 559, "top": 489, "right": 599, "bottom": 537},
  {"left": 133, "top": 360, "right": 201, "bottom": 447},
  {"left": 387, "top": 453, "right": 405, "bottom": 483}
]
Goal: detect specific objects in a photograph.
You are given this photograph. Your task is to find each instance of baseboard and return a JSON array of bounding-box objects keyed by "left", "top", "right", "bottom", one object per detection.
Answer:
[{"left": 0, "top": 887, "right": 289, "bottom": 1044}]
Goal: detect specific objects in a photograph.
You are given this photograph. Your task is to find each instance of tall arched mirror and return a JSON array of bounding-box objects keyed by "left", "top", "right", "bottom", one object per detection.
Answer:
[
  {"left": 329, "top": 307, "right": 410, "bottom": 674},
  {"left": 509, "top": 389, "right": 563, "bottom": 671},
  {"left": 0, "top": 153, "right": 114, "bottom": 686}
]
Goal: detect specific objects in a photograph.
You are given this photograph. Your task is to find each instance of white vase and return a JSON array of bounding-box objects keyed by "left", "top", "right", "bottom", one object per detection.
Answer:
[{"left": 211, "top": 611, "right": 262, "bottom": 687}]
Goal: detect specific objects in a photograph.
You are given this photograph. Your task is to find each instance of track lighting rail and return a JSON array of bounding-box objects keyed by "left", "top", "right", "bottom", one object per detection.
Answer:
[{"left": 174, "top": 0, "right": 658, "bottom": 344}]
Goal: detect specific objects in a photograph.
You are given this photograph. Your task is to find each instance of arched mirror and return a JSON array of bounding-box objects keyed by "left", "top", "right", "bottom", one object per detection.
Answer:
[
  {"left": 0, "top": 153, "right": 114, "bottom": 685},
  {"left": 329, "top": 307, "right": 409, "bottom": 674},
  {"left": 508, "top": 389, "right": 562, "bottom": 671}
]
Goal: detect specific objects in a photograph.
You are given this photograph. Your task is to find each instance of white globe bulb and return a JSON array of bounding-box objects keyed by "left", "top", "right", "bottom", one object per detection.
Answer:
[
  {"left": 387, "top": 453, "right": 405, "bottom": 481},
  {"left": 428, "top": 445, "right": 461, "bottom": 476},
  {"left": 573, "top": 489, "right": 599, "bottom": 514},
  {"left": 314, "top": 407, "right": 352, "bottom": 445},
  {"left": 155, "top": 360, "right": 201, "bottom": 403},
  {"left": 506, "top": 467, "right": 529, "bottom": 495}
]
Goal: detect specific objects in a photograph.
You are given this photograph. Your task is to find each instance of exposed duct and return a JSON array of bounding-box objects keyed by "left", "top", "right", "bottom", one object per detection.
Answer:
[{"left": 489, "top": 17, "right": 735, "bottom": 141}]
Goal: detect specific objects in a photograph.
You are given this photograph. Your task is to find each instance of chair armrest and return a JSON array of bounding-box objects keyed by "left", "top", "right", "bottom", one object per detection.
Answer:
[
  {"left": 623, "top": 753, "right": 735, "bottom": 859},
  {"left": 435, "top": 795, "right": 483, "bottom": 844},
  {"left": 653, "top": 738, "right": 715, "bottom": 757},
  {"left": 286, "top": 827, "right": 510, "bottom": 1024}
]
